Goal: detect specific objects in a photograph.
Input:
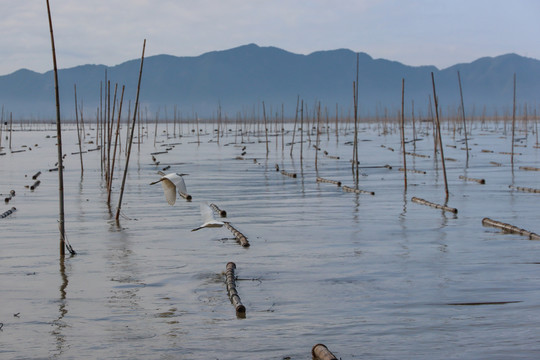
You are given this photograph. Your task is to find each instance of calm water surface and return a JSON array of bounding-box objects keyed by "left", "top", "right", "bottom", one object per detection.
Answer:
[{"left": 1, "top": 121, "right": 539, "bottom": 359}]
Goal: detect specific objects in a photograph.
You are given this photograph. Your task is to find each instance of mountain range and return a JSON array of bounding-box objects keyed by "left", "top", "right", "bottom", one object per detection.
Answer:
[{"left": 1, "top": 43, "right": 539, "bottom": 120}]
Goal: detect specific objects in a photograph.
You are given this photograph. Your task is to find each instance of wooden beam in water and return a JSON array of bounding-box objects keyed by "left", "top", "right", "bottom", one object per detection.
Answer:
[
  {"left": 508, "top": 185, "right": 540, "bottom": 193},
  {"left": 224, "top": 222, "right": 250, "bottom": 247},
  {"left": 210, "top": 203, "right": 227, "bottom": 217},
  {"left": 316, "top": 177, "right": 342, "bottom": 187},
  {"left": 482, "top": 217, "right": 540, "bottom": 240},
  {"left": 225, "top": 262, "right": 246, "bottom": 315},
  {"left": 342, "top": 185, "right": 375, "bottom": 196},
  {"left": 280, "top": 170, "right": 297, "bottom": 178},
  {"left": 312, "top": 343, "right": 338, "bottom": 360},
  {"left": 411, "top": 197, "right": 458, "bottom": 213},
  {"left": 0, "top": 207, "right": 16, "bottom": 219},
  {"left": 459, "top": 175, "right": 485, "bottom": 184}
]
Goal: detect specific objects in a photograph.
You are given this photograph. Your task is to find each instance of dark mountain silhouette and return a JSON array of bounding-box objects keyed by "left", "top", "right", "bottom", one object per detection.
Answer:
[{"left": 0, "top": 43, "right": 538, "bottom": 120}]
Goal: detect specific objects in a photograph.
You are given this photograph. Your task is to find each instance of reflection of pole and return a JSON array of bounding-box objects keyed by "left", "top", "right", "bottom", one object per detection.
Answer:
[
  {"left": 46, "top": 0, "right": 68, "bottom": 256},
  {"left": 116, "top": 39, "right": 146, "bottom": 221}
]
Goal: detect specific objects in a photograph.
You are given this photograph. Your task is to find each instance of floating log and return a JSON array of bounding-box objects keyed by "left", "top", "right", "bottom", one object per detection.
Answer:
[
  {"left": 342, "top": 185, "right": 375, "bottom": 195},
  {"left": 490, "top": 161, "right": 503, "bottom": 167},
  {"left": 459, "top": 175, "right": 485, "bottom": 184},
  {"left": 519, "top": 166, "right": 540, "bottom": 172},
  {"left": 0, "top": 207, "right": 16, "bottom": 219},
  {"left": 482, "top": 218, "right": 540, "bottom": 240},
  {"left": 71, "top": 151, "right": 87, "bottom": 155},
  {"left": 225, "top": 262, "right": 246, "bottom": 315},
  {"left": 312, "top": 344, "right": 338, "bottom": 360},
  {"left": 32, "top": 171, "right": 41, "bottom": 180},
  {"left": 87, "top": 147, "right": 100, "bottom": 152},
  {"left": 30, "top": 180, "right": 41, "bottom": 191},
  {"left": 210, "top": 203, "right": 227, "bottom": 217},
  {"left": 316, "top": 177, "right": 342, "bottom": 187},
  {"left": 444, "top": 157, "right": 458, "bottom": 162},
  {"left": 162, "top": 165, "right": 171, "bottom": 171},
  {"left": 499, "top": 151, "right": 522, "bottom": 155},
  {"left": 179, "top": 191, "right": 192, "bottom": 201},
  {"left": 508, "top": 185, "right": 540, "bottom": 193},
  {"left": 10, "top": 149, "right": 26, "bottom": 153},
  {"left": 224, "top": 222, "right": 250, "bottom": 247},
  {"left": 481, "top": 149, "right": 494, "bottom": 153},
  {"left": 399, "top": 168, "right": 426, "bottom": 175},
  {"left": 280, "top": 170, "right": 297, "bottom": 178},
  {"left": 411, "top": 197, "right": 458, "bottom": 213},
  {"left": 150, "top": 151, "right": 168, "bottom": 155}
]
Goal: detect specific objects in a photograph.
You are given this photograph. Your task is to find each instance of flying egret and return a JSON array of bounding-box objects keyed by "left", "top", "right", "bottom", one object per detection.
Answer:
[
  {"left": 150, "top": 172, "right": 188, "bottom": 205},
  {"left": 192, "top": 202, "right": 225, "bottom": 231}
]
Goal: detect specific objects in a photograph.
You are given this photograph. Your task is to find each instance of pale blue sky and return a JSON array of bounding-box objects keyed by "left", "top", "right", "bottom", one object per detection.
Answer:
[{"left": 0, "top": 0, "right": 538, "bottom": 75}]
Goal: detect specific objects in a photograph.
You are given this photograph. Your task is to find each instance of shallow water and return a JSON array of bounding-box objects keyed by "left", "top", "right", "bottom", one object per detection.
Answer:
[{"left": 1, "top": 121, "right": 540, "bottom": 359}]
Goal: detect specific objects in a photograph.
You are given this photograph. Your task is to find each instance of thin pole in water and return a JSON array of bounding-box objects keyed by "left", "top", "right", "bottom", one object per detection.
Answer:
[
  {"left": 431, "top": 72, "right": 449, "bottom": 200},
  {"left": 46, "top": 0, "right": 74, "bottom": 255},
  {"left": 511, "top": 73, "right": 516, "bottom": 168},
  {"left": 400, "top": 78, "right": 407, "bottom": 191},
  {"left": 74, "top": 84, "right": 83, "bottom": 175},
  {"left": 457, "top": 71, "right": 469, "bottom": 161},
  {"left": 116, "top": 39, "right": 146, "bottom": 221}
]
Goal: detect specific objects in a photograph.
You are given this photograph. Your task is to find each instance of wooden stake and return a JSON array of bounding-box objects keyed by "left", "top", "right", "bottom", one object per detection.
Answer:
[
  {"left": 116, "top": 39, "right": 146, "bottom": 221},
  {"left": 457, "top": 71, "right": 469, "bottom": 160},
  {"left": 74, "top": 84, "right": 84, "bottom": 174},
  {"left": 400, "top": 78, "right": 407, "bottom": 190},
  {"left": 431, "top": 72, "right": 449, "bottom": 199},
  {"left": 46, "top": 0, "right": 73, "bottom": 255},
  {"left": 511, "top": 73, "right": 517, "bottom": 168}
]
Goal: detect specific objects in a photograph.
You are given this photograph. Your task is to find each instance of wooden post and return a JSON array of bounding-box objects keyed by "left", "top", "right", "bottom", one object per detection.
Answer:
[
  {"left": 400, "top": 78, "right": 407, "bottom": 190},
  {"left": 457, "top": 71, "right": 469, "bottom": 161},
  {"left": 116, "top": 39, "right": 146, "bottom": 221},
  {"left": 431, "top": 72, "right": 449, "bottom": 199},
  {"left": 74, "top": 84, "right": 84, "bottom": 174},
  {"left": 107, "top": 85, "right": 125, "bottom": 205},
  {"left": 46, "top": 0, "right": 73, "bottom": 255}
]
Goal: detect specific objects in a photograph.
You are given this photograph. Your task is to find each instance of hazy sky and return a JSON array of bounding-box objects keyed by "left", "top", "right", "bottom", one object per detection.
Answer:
[{"left": 1, "top": 0, "right": 538, "bottom": 75}]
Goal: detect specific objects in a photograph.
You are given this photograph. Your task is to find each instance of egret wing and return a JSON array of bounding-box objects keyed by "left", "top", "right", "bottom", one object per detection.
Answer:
[
  {"left": 161, "top": 178, "right": 177, "bottom": 205},
  {"left": 200, "top": 202, "right": 216, "bottom": 223},
  {"left": 176, "top": 176, "right": 187, "bottom": 195}
]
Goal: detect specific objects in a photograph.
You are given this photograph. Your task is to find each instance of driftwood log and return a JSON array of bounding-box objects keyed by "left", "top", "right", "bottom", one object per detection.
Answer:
[
  {"left": 411, "top": 197, "right": 458, "bottom": 213},
  {"left": 224, "top": 222, "right": 250, "bottom": 247},
  {"left": 225, "top": 262, "right": 246, "bottom": 315},
  {"left": 312, "top": 344, "right": 338, "bottom": 360},
  {"left": 482, "top": 218, "right": 540, "bottom": 240}
]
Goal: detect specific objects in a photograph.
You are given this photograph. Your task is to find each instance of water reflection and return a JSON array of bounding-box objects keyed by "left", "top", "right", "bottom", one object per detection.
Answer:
[{"left": 50, "top": 255, "right": 70, "bottom": 358}]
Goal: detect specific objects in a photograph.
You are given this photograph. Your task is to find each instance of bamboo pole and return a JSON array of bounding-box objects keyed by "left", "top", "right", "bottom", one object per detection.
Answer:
[
  {"left": 511, "top": 73, "right": 516, "bottom": 168},
  {"left": 431, "top": 72, "right": 449, "bottom": 199},
  {"left": 459, "top": 175, "right": 485, "bottom": 184},
  {"left": 46, "top": 0, "right": 74, "bottom": 256},
  {"left": 280, "top": 170, "right": 297, "bottom": 178},
  {"left": 107, "top": 85, "right": 125, "bottom": 205},
  {"left": 411, "top": 196, "right": 457, "bottom": 213},
  {"left": 225, "top": 262, "right": 246, "bottom": 315},
  {"left": 342, "top": 185, "right": 374, "bottom": 195},
  {"left": 263, "top": 101, "right": 269, "bottom": 157},
  {"left": 312, "top": 344, "right": 338, "bottom": 360},
  {"left": 30, "top": 180, "right": 41, "bottom": 190},
  {"left": 457, "top": 71, "right": 469, "bottom": 161},
  {"left": 508, "top": 185, "right": 540, "bottom": 193},
  {"left": 116, "top": 39, "right": 146, "bottom": 221},
  {"left": 210, "top": 203, "right": 227, "bottom": 217},
  {"left": 32, "top": 171, "right": 42, "bottom": 180},
  {"left": 482, "top": 218, "right": 540, "bottom": 240},
  {"left": 316, "top": 177, "right": 342, "bottom": 187},
  {"left": 400, "top": 78, "right": 407, "bottom": 190},
  {"left": 519, "top": 166, "right": 540, "bottom": 171},
  {"left": 0, "top": 207, "right": 16, "bottom": 219},
  {"left": 224, "top": 222, "right": 249, "bottom": 247},
  {"left": 74, "top": 84, "right": 84, "bottom": 174},
  {"left": 290, "top": 95, "right": 299, "bottom": 157}
]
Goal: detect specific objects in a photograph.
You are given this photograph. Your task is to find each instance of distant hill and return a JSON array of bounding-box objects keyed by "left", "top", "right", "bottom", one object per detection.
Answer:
[{"left": 0, "top": 43, "right": 539, "bottom": 120}]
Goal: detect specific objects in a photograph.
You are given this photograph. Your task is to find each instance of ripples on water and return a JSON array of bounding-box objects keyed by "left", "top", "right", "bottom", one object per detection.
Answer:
[{"left": 1, "top": 122, "right": 539, "bottom": 359}]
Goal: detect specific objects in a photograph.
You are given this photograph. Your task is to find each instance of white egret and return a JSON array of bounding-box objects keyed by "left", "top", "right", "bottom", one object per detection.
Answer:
[
  {"left": 150, "top": 172, "right": 188, "bottom": 205},
  {"left": 192, "top": 202, "right": 225, "bottom": 231}
]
